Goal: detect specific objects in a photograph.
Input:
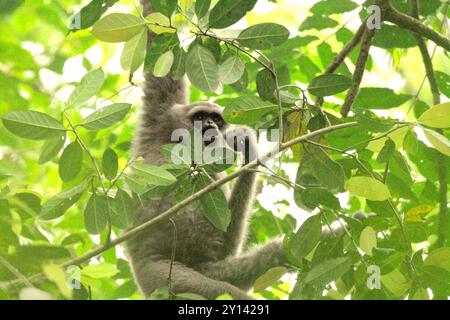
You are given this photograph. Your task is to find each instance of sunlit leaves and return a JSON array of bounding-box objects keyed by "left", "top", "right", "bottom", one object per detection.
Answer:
[
  {"left": 308, "top": 74, "right": 352, "bottom": 97},
  {"left": 218, "top": 55, "right": 245, "bottom": 84},
  {"left": 121, "top": 29, "right": 147, "bottom": 73},
  {"left": 81, "top": 263, "right": 119, "bottom": 278},
  {"left": 299, "top": 15, "right": 338, "bottom": 31},
  {"left": 238, "top": 23, "right": 290, "bottom": 50},
  {"left": 209, "top": 0, "right": 257, "bottom": 29},
  {"left": 424, "top": 248, "right": 450, "bottom": 272},
  {"left": 154, "top": 50, "right": 175, "bottom": 77},
  {"left": 67, "top": 68, "right": 105, "bottom": 108},
  {"left": 131, "top": 163, "right": 177, "bottom": 186},
  {"left": 40, "top": 182, "right": 87, "bottom": 220},
  {"left": 2, "top": 111, "right": 66, "bottom": 140},
  {"left": 59, "top": 142, "right": 83, "bottom": 182},
  {"left": 418, "top": 102, "right": 450, "bottom": 128},
  {"left": 289, "top": 214, "right": 322, "bottom": 261},
  {"left": 346, "top": 176, "right": 391, "bottom": 201},
  {"left": 144, "top": 33, "right": 179, "bottom": 73},
  {"left": 84, "top": 194, "right": 109, "bottom": 234},
  {"left": 359, "top": 226, "right": 377, "bottom": 256},
  {"left": 92, "top": 13, "right": 146, "bottom": 42},
  {"left": 146, "top": 12, "right": 176, "bottom": 34},
  {"left": 423, "top": 129, "right": 450, "bottom": 156},
  {"left": 221, "top": 96, "right": 277, "bottom": 125},
  {"left": 353, "top": 88, "right": 410, "bottom": 109},
  {"left": 81, "top": 103, "right": 131, "bottom": 130},
  {"left": 254, "top": 267, "right": 287, "bottom": 292},
  {"left": 43, "top": 264, "right": 72, "bottom": 299},
  {"left": 310, "top": 0, "right": 358, "bottom": 15},
  {"left": 186, "top": 45, "right": 219, "bottom": 92},
  {"left": 102, "top": 148, "right": 118, "bottom": 180}
]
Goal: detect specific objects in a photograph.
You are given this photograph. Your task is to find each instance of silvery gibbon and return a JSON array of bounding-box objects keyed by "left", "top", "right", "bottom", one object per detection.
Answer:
[{"left": 125, "top": 1, "right": 359, "bottom": 300}]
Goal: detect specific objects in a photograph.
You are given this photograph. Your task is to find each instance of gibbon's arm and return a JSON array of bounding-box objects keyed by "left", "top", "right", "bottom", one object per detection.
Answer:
[{"left": 224, "top": 129, "right": 259, "bottom": 256}]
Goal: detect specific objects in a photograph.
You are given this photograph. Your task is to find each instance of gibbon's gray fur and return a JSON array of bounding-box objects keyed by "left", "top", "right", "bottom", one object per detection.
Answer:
[{"left": 126, "top": 1, "right": 366, "bottom": 300}]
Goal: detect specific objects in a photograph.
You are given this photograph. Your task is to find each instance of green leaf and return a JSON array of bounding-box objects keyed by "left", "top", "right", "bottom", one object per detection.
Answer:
[
  {"left": 198, "top": 175, "right": 231, "bottom": 232},
  {"left": 40, "top": 182, "right": 87, "bottom": 220},
  {"left": 153, "top": 50, "right": 175, "bottom": 77},
  {"left": 218, "top": 55, "right": 245, "bottom": 84},
  {"left": 121, "top": 29, "right": 147, "bottom": 73},
  {"left": 435, "top": 71, "right": 450, "bottom": 98},
  {"left": 304, "top": 257, "right": 353, "bottom": 287},
  {"left": 300, "top": 188, "right": 340, "bottom": 210},
  {"left": 299, "top": 15, "right": 338, "bottom": 31},
  {"left": 67, "top": 68, "right": 105, "bottom": 108},
  {"left": 59, "top": 142, "right": 83, "bottom": 182},
  {"left": 423, "top": 128, "right": 450, "bottom": 156},
  {"left": 110, "top": 189, "right": 134, "bottom": 229},
  {"left": 221, "top": 96, "right": 277, "bottom": 125},
  {"left": 195, "top": 0, "right": 211, "bottom": 19},
  {"left": 144, "top": 33, "right": 179, "bottom": 72},
  {"left": 146, "top": 12, "right": 176, "bottom": 34},
  {"left": 254, "top": 266, "right": 288, "bottom": 292},
  {"left": 149, "top": 0, "right": 177, "bottom": 18},
  {"left": 359, "top": 226, "right": 377, "bottom": 256},
  {"left": 102, "top": 148, "right": 118, "bottom": 180},
  {"left": 310, "top": 0, "right": 358, "bottom": 15},
  {"left": 132, "top": 163, "right": 177, "bottom": 186},
  {"left": 376, "top": 139, "right": 396, "bottom": 163},
  {"left": 84, "top": 194, "right": 109, "bottom": 234},
  {"left": 38, "top": 134, "right": 66, "bottom": 164},
  {"left": 170, "top": 47, "right": 187, "bottom": 79},
  {"left": 418, "top": 102, "right": 450, "bottom": 128},
  {"left": 308, "top": 74, "right": 352, "bottom": 97},
  {"left": 290, "top": 214, "right": 322, "bottom": 260},
  {"left": 69, "top": 0, "right": 120, "bottom": 31},
  {"left": 81, "top": 103, "right": 131, "bottom": 130},
  {"left": 186, "top": 45, "right": 219, "bottom": 92},
  {"left": 92, "top": 13, "right": 146, "bottom": 42},
  {"left": 346, "top": 176, "right": 391, "bottom": 201},
  {"left": 209, "top": 0, "right": 257, "bottom": 29},
  {"left": 424, "top": 248, "right": 450, "bottom": 272},
  {"left": 373, "top": 24, "right": 416, "bottom": 49},
  {"left": 81, "top": 263, "right": 119, "bottom": 279},
  {"left": 256, "top": 69, "right": 276, "bottom": 102},
  {"left": 2, "top": 111, "right": 66, "bottom": 140},
  {"left": 354, "top": 88, "right": 411, "bottom": 109},
  {"left": 238, "top": 23, "right": 290, "bottom": 50}
]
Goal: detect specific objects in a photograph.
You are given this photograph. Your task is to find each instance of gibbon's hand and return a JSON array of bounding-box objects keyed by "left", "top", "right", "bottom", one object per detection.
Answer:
[{"left": 225, "top": 126, "right": 258, "bottom": 163}]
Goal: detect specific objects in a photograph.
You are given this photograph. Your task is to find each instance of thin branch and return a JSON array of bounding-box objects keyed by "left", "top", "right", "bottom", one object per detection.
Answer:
[
  {"left": 1, "top": 122, "right": 359, "bottom": 290},
  {"left": 341, "top": 28, "right": 376, "bottom": 117}
]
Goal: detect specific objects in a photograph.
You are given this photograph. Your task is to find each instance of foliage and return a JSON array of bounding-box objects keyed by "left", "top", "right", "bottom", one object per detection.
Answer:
[{"left": 0, "top": 0, "right": 449, "bottom": 301}]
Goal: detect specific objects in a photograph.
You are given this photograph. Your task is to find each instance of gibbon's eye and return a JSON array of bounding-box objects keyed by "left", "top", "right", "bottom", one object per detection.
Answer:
[
  {"left": 212, "top": 114, "right": 224, "bottom": 127},
  {"left": 193, "top": 112, "right": 203, "bottom": 122}
]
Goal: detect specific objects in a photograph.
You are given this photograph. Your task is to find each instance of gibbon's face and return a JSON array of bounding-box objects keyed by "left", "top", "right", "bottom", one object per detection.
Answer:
[{"left": 172, "top": 102, "right": 229, "bottom": 146}]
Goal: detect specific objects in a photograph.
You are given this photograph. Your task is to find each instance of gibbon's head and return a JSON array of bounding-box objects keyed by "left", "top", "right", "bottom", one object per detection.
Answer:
[{"left": 171, "top": 102, "right": 229, "bottom": 145}]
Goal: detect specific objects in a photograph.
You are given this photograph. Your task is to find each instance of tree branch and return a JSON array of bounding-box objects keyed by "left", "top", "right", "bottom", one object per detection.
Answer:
[
  {"left": 378, "top": 0, "right": 450, "bottom": 52},
  {"left": 341, "top": 28, "right": 376, "bottom": 117}
]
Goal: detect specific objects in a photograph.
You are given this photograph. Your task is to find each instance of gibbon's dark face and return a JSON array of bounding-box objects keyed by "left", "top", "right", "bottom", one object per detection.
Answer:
[{"left": 171, "top": 102, "right": 228, "bottom": 145}]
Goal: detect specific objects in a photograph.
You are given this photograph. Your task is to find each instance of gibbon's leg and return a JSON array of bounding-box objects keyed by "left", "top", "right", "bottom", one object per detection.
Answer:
[
  {"left": 134, "top": 259, "right": 253, "bottom": 300},
  {"left": 199, "top": 238, "right": 286, "bottom": 290}
]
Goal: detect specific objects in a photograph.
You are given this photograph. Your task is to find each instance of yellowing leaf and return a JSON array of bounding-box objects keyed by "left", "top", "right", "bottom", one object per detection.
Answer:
[
  {"left": 121, "top": 29, "right": 147, "bottom": 73},
  {"left": 254, "top": 267, "right": 288, "bottom": 292},
  {"left": 405, "top": 205, "right": 433, "bottom": 222},
  {"left": 146, "top": 12, "right": 176, "bottom": 34},
  {"left": 346, "top": 176, "right": 391, "bottom": 201},
  {"left": 360, "top": 226, "right": 377, "bottom": 256},
  {"left": 81, "top": 263, "right": 119, "bottom": 279},
  {"left": 424, "top": 248, "right": 450, "bottom": 272},
  {"left": 423, "top": 128, "right": 450, "bottom": 156},
  {"left": 368, "top": 126, "right": 409, "bottom": 152},
  {"left": 43, "top": 264, "right": 72, "bottom": 299},
  {"left": 418, "top": 102, "right": 450, "bottom": 128}
]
